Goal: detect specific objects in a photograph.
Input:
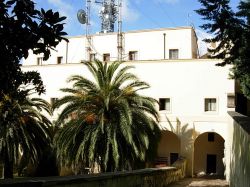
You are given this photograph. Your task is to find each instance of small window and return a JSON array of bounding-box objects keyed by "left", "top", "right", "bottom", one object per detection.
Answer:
[
  {"left": 50, "top": 98, "right": 58, "bottom": 106},
  {"left": 57, "top": 56, "right": 63, "bottom": 64},
  {"left": 128, "top": 51, "right": 138, "bottom": 61},
  {"left": 208, "top": 132, "right": 215, "bottom": 142},
  {"left": 169, "top": 49, "right": 179, "bottom": 59},
  {"left": 205, "top": 98, "right": 217, "bottom": 112},
  {"left": 227, "top": 93, "right": 235, "bottom": 108},
  {"left": 103, "top": 53, "right": 110, "bottom": 62},
  {"left": 89, "top": 53, "right": 96, "bottom": 62},
  {"left": 37, "top": 57, "right": 43, "bottom": 65},
  {"left": 159, "top": 98, "right": 171, "bottom": 111}
]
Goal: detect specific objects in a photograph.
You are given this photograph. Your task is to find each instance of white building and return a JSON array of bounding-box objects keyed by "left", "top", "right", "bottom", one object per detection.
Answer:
[
  {"left": 22, "top": 26, "right": 237, "bottom": 181},
  {"left": 24, "top": 27, "right": 198, "bottom": 65}
]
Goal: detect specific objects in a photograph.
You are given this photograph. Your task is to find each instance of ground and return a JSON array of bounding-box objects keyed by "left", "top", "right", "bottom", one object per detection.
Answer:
[{"left": 168, "top": 177, "right": 229, "bottom": 187}]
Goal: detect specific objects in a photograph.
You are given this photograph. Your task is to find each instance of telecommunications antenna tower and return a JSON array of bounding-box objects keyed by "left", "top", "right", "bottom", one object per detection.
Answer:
[
  {"left": 77, "top": 9, "right": 87, "bottom": 24},
  {"left": 77, "top": 0, "right": 92, "bottom": 61},
  {"left": 96, "top": 0, "right": 123, "bottom": 61},
  {"left": 98, "top": 0, "right": 118, "bottom": 33}
]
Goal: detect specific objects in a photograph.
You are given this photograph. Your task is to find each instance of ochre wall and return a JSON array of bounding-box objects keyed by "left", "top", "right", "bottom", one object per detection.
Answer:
[
  {"left": 157, "top": 131, "right": 181, "bottom": 165},
  {"left": 194, "top": 132, "right": 225, "bottom": 175},
  {"left": 0, "top": 160, "right": 186, "bottom": 187}
]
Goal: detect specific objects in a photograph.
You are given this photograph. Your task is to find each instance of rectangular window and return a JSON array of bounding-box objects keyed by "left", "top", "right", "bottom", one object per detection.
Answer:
[
  {"left": 57, "top": 56, "right": 63, "bottom": 64},
  {"left": 37, "top": 57, "right": 43, "bottom": 65},
  {"left": 169, "top": 49, "right": 179, "bottom": 59},
  {"left": 128, "top": 51, "right": 138, "bottom": 61},
  {"left": 227, "top": 93, "right": 235, "bottom": 108},
  {"left": 89, "top": 53, "right": 96, "bottom": 62},
  {"left": 50, "top": 98, "right": 58, "bottom": 106},
  {"left": 103, "top": 53, "right": 110, "bottom": 62},
  {"left": 208, "top": 132, "right": 215, "bottom": 142},
  {"left": 159, "top": 98, "right": 171, "bottom": 111},
  {"left": 205, "top": 98, "right": 217, "bottom": 112}
]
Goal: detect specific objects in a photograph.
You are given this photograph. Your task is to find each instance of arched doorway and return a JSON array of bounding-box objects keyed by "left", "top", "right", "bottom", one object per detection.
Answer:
[
  {"left": 194, "top": 132, "right": 225, "bottom": 176},
  {"left": 157, "top": 131, "right": 181, "bottom": 165}
]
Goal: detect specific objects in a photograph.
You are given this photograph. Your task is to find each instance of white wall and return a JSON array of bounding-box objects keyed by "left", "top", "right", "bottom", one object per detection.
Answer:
[
  {"left": 22, "top": 58, "right": 234, "bottom": 180},
  {"left": 23, "top": 27, "right": 197, "bottom": 65},
  {"left": 131, "top": 60, "right": 233, "bottom": 117},
  {"left": 124, "top": 28, "right": 194, "bottom": 60},
  {"left": 22, "top": 59, "right": 234, "bottom": 116}
]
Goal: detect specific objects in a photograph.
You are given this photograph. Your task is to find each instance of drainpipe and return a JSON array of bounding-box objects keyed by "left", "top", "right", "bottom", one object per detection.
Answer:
[
  {"left": 66, "top": 41, "right": 68, "bottom": 64},
  {"left": 163, "top": 33, "right": 166, "bottom": 59}
]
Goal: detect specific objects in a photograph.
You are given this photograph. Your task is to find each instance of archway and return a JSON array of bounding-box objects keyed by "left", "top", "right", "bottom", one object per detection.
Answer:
[
  {"left": 157, "top": 131, "right": 181, "bottom": 166},
  {"left": 194, "top": 132, "right": 225, "bottom": 176}
]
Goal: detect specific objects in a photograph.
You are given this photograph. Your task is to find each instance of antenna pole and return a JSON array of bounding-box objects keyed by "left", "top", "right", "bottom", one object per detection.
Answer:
[
  {"left": 117, "top": 0, "right": 123, "bottom": 62},
  {"left": 86, "top": 0, "right": 92, "bottom": 61}
]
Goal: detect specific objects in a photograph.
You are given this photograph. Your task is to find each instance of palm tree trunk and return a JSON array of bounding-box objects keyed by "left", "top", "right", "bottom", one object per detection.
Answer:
[{"left": 3, "top": 152, "right": 14, "bottom": 179}]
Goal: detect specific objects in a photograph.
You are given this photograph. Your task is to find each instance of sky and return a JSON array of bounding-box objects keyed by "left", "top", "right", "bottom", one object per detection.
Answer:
[{"left": 34, "top": 0, "right": 241, "bottom": 54}]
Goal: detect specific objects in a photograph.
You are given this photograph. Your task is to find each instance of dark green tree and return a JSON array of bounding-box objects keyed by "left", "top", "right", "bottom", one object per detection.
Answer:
[
  {"left": 196, "top": 0, "right": 250, "bottom": 98},
  {"left": 53, "top": 60, "right": 160, "bottom": 173},
  {"left": 0, "top": 94, "right": 52, "bottom": 178},
  {"left": 0, "top": 0, "right": 67, "bottom": 178}
]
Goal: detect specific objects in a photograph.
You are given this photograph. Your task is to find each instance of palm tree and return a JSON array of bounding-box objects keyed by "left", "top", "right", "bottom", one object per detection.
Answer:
[
  {"left": 53, "top": 60, "right": 160, "bottom": 173},
  {"left": 0, "top": 93, "right": 52, "bottom": 178}
]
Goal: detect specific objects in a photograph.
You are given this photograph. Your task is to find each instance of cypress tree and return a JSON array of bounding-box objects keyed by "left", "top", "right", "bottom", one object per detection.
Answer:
[{"left": 196, "top": 0, "right": 250, "bottom": 99}]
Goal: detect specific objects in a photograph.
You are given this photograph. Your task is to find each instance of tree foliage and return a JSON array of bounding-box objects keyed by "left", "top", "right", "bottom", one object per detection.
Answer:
[
  {"left": 53, "top": 61, "right": 161, "bottom": 173},
  {"left": 0, "top": 0, "right": 67, "bottom": 96},
  {"left": 0, "top": 0, "right": 67, "bottom": 178},
  {"left": 196, "top": 0, "right": 250, "bottom": 98},
  {"left": 0, "top": 94, "right": 52, "bottom": 178}
]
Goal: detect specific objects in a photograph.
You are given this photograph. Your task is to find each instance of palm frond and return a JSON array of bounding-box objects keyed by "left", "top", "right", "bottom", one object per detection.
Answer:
[{"left": 54, "top": 61, "right": 160, "bottom": 172}]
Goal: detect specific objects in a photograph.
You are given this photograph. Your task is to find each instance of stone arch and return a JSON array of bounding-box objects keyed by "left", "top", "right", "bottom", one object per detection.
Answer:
[
  {"left": 157, "top": 130, "right": 181, "bottom": 165},
  {"left": 194, "top": 132, "right": 225, "bottom": 176}
]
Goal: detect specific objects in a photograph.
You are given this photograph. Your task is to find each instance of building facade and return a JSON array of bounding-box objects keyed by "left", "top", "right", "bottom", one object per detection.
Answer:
[
  {"left": 24, "top": 27, "right": 198, "bottom": 65},
  {"left": 22, "top": 27, "right": 236, "bottom": 180}
]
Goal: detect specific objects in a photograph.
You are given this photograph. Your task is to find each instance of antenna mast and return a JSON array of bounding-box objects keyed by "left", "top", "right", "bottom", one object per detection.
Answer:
[
  {"left": 98, "top": 0, "right": 123, "bottom": 61},
  {"left": 117, "top": 0, "right": 123, "bottom": 62},
  {"left": 86, "top": 0, "right": 92, "bottom": 61}
]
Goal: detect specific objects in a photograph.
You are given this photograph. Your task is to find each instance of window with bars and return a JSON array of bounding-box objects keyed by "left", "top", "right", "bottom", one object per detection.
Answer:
[
  {"left": 128, "top": 51, "right": 138, "bottom": 61},
  {"left": 50, "top": 98, "right": 58, "bottom": 106},
  {"left": 89, "top": 53, "right": 96, "bottom": 62},
  {"left": 37, "top": 57, "right": 43, "bottom": 65},
  {"left": 169, "top": 49, "right": 179, "bottom": 59},
  {"left": 227, "top": 93, "right": 235, "bottom": 108},
  {"left": 204, "top": 98, "right": 217, "bottom": 112},
  {"left": 103, "top": 53, "right": 110, "bottom": 62},
  {"left": 57, "top": 56, "right": 63, "bottom": 64},
  {"left": 159, "top": 98, "right": 171, "bottom": 111}
]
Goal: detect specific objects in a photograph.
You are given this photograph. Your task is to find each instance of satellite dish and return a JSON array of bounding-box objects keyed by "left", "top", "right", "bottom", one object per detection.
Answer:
[{"left": 77, "top": 9, "right": 87, "bottom": 24}]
